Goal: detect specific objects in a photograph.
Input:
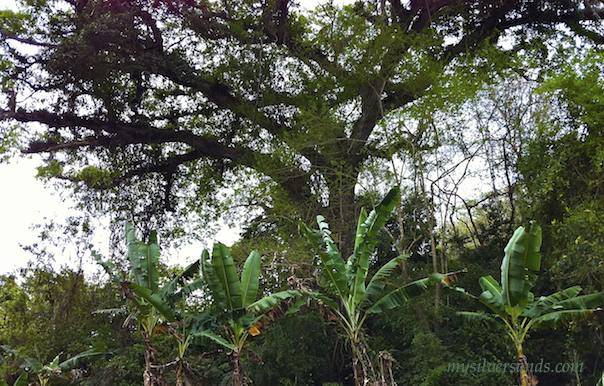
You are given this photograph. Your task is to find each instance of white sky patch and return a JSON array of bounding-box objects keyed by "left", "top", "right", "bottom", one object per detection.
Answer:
[
  {"left": 0, "top": 156, "right": 241, "bottom": 276},
  {"left": 0, "top": 157, "right": 76, "bottom": 274}
]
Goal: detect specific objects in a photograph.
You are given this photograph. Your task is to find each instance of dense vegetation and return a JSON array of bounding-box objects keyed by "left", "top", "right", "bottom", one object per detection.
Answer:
[{"left": 2, "top": 0, "right": 604, "bottom": 385}]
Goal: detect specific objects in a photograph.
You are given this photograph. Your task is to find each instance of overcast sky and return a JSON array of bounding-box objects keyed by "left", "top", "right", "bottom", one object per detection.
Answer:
[{"left": 0, "top": 156, "right": 243, "bottom": 276}]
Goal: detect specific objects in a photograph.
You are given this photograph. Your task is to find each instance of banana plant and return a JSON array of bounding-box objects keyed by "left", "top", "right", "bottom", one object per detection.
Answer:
[
  {"left": 298, "top": 186, "right": 459, "bottom": 386},
  {"left": 460, "top": 224, "right": 604, "bottom": 386},
  {"left": 1, "top": 343, "right": 111, "bottom": 386},
  {"left": 94, "top": 222, "right": 205, "bottom": 386},
  {"left": 192, "top": 243, "right": 307, "bottom": 386}
]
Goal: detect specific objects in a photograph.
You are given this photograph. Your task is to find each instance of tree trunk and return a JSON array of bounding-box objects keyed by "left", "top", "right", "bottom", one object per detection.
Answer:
[
  {"left": 142, "top": 334, "right": 168, "bottom": 386},
  {"left": 350, "top": 338, "right": 376, "bottom": 386},
  {"left": 228, "top": 347, "right": 251, "bottom": 386}
]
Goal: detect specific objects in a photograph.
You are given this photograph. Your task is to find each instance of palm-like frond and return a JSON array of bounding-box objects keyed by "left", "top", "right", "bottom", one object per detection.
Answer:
[
  {"left": 58, "top": 343, "right": 112, "bottom": 371},
  {"left": 126, "top": 223, "right": 160, "bottom": 293},
  {"left": 457, "top": 311, "right": 502, "bottom": 329},
  {"left": 478, "top": 276, "right": 507, "bottom": 319},
  {"left": 240, "top": 251, "right": 261, "bottom": 308},
  {"left": 349, "top": 187, "right": 400, "bottom": 307},
  {"left": 159, "top": 259, "right": 203, "bottom": 306},
  {"left": 202, "top": 251, "right": 229, "bottom": 309},
  {"left": 300, "top": 219, "right": 348, "bottom": 302},
  {"left": 367, "top": 273, "right": 443, "bottom": 314},
  {"left": 246, "top": 290, "right": 310, "bottom": 314},
  {"left": 92, "top": 251, "right": 121, "bottom": 283},
  {"left": 500, "top": 224, "right": 542, "bottom": 307},
  {"left": 131, "top": 283, "right": 175, "bottom": 322},
  {"left": 531, "top": 308, "right": 603, "bottom": 329},
  {"left": 193, "top": 330, "right": 236, "bottom": 351},
  {"left": 210, "top": 243, "right": 242, "bottom": 310},
  {"left": 360, "top": 254, "right": 407, "bottom": 308},
  {"left": 0, "top": 345, "right": 41, "bottom": 373}
]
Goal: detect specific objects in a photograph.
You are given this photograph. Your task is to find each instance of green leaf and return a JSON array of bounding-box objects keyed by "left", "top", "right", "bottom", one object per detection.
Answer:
[
  {"left": 92, "top": 251, "right": 120, "bottom": 284},
  {"left": 523, "top": 286, "right": 582, "bottom": 319},
  {"left": 146, "top": 231, "right": 160, "bottom": 292},
  {"left": 0, "top": 345, "right": 41, "bottom": 373},
  {"left": 477, "top": 276, "right": 508, "bottom": 319},
  {"left": 130, "top": 283, "right": 175, "bottom": 322},
  {"left": 126, "top": 222, "right": 144, "bottom": 286},
  {"left": 349, "top": 186, "right": 400, "bottom": 307},
  {"left": 126, "top": 223, "right": 160, "bottom": 293},
  {"left": 192, "top": 330, "right": 236, "bottom": 351},
  {"left": 240, "top": 251, "right": 261, "bottom": 308},
  {"left": 501, "top": 224, "right": 542, "bottom": 307},
  {"left": 531, "top": 308, "right": 603, "bottom": 329},
  {"left": 367, "top": 273, "right": 438, "bottom": 314},
  {"left": 247, "top": 290, "right": 308, "bottom": 314},
  {"left": 170, "top": 277, "right": 205, "bottom": 306},
  {"left": 201, "top": 251, "right": 229, "bottom": 309},
  {"left": 58, "top": 343, "right": 112, "bottom": 371},
  {"left": 207, "top": 243, "right": 242, "bottom": 310},
  {"left": 301, "top": 220, "right": 348, "bottom": 303},
  {"left": 556, "top": 291, "right": 604, "bottom": 311},
  {"left": 457, "top": 311, "right": 498, "bottom": 323},
  {"left": 159, "top": 259, "right": 202, "bottom": 305},
  {"left": 11, "top": 373, "right": 28, "bottom": 386},
  {"left": 360, "top": 254, "right": 407, "bottom": 307},
  {"left": 49, "top": 353, "right": 61, "bottom": 369}
]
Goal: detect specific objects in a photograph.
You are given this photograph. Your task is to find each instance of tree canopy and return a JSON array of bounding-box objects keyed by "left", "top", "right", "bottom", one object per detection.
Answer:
[{"left": 2, "top": 0, "right": 604, "bottom": 253}]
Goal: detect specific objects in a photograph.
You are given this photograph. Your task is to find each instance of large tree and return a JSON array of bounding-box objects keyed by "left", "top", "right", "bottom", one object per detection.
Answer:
[{"left": 1, "top": 0, "right": 603, "bottom": 253}]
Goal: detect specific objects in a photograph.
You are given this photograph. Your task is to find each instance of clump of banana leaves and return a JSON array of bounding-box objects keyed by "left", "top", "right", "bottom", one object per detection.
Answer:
[
  {"left": 94, "top": 223, "right": 205, "bottom": 386},
  {"left": 190, "top": 243, "right": 310, "bottom": 386},
  {"left": 460, "top": 223, "right": 604, "bottom": 386},
  {"left": 300, "top": 186, "right": 461, "bottom": 386}
]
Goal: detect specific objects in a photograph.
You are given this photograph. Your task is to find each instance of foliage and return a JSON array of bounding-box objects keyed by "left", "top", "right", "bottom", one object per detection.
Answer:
[
  {"left": 191, "top": 242, "right": 307, "bottom": 386},
  {"left": 1, "top": 343, "right": 111, "bottom": 386},
  {"left": 2, "top": 0, "right": 603, "bottom": 255},
  {"left": 0, "top": 268, "right": 119, "bottom": 384},
  {"left": 300, "top": 186, "right": 458, "bottom": 385},
  {"left": 94, "top": 222, "right": 205, "bottom": 386},
  {"left": 460, "top": 224, "right": 604, "bottom": 386},
  {"left": 515, "top": 58, "right": 604, "bottom": 300},
  {"left": 247, "top": 310, "right": 344, "bottom": 386}
]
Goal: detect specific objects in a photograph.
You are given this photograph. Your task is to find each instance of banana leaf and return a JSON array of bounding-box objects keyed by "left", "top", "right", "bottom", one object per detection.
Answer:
[
  {"left": 126, "top": 222, "right": 145, "bottom": 287},
  {"left": 159, "top": 259, "right": 203, "bottom": 305},
  {"left": 169, "top": 277, "right": 206, "bottom": 306},
  {"left": 458, "top": 311, "right": 498, "bottom": 323},
  {"left": 349, "top": 186, "right": 400, "bottom": 307},
  {"left": 131, "top": 282, "right": 175, "bottom": 322},
  {"left": 58, "top": 343, "right": 112, "bottom": 371},
  {"left": 301, "top": 220, "right": 348, "bottom": 302},
  {"left": 202, "top": 251, "right": 229, "bottom": 309},
  {"left": 556, "top": 291, "right": 604, "bottom": 310},
  {"left": 501, "top": 224, "right": 542, "bottom": 307},
  {"left": 531, "top": 308, "right": 603, "bottom": 329},
  {"left": 522, "top": 286, "right": 582, "bottom": 319},
  {"left": 193, "top": 330, "right": 236, "bottom": 351},
  {"left": 360, "top": 254, "right": 407, "bottom": 308},
  {"left": 367, "top": 273, "right": 443, "bottom": 314},
  {"left": 0, "top": 345, "right": 41, "bottom": 373},
  {"left": 126, "top": 223, "right": 160, "bottom": 293},
  {"left": 478, "top": 275, "right": 507, "bottom": 319},
  {"left": 210, "top": 243, "right": 242, "bottom": 310},
  {"left": 240, "top": 251, "right": 261, "bottom": 308},
  {"left": 92, "top": 251, "right": 120, "bottom": 283},
  {"left": 247, "top": 290, "right": 309, "bottom": 314}
]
